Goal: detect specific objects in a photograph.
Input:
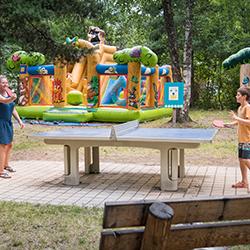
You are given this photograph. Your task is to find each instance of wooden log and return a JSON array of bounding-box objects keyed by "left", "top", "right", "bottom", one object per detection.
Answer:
[
  {"left": 103, "top": 196, "right": 250, "bottom": 228},
  {"left": 140, "top": 202, "right": 174, "bottom": 250}
]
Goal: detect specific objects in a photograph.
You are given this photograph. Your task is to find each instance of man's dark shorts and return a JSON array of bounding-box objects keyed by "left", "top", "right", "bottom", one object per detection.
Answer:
[{"left": 238, "top": 143, "right": 250, "bottom": 159}]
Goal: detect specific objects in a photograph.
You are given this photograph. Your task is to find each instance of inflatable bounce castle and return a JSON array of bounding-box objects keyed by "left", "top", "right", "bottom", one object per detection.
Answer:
[{"left": 12, "top": 27, "right": 174, "bottom": 123}]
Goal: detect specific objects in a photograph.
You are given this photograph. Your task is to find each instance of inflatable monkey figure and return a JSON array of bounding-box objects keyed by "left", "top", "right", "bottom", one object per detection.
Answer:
[{"left": 88, "top": 26, "right": 105, "bottom": 45}]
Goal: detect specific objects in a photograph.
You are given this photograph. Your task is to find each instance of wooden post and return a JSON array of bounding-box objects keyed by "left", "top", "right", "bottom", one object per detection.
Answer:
[
  {"left": 53, "top": 63, "right": 67, "bottom": 107},
  {"left": 240, "top": 64, "right": 250, "bottom": 87},
  {"left": 140, "top": 202, "right": 174, "bottom": 250},
  {"left": 127, "top": 62, "right": 141, "bottom": 110}
]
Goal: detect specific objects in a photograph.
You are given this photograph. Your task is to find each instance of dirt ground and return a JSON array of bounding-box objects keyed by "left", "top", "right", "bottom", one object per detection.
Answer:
[{"left": 11, "top": 113, "right": 239, "bottom": 167}]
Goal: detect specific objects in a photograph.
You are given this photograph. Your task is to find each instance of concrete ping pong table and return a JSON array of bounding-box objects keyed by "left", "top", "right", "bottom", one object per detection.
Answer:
[{"left": 33, "top": 120, "right": 217, "bottom": 191}]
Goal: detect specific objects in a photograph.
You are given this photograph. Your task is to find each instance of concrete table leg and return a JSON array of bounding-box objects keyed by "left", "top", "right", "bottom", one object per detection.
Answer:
[
  {"left": 178, "top": 149, "right": 185, "bottom": 178},
  {"left": 84, "top": 146, "right": 100, "bottom": 174},
  {"left": 90, "top": 147, "right": 100, "bottom": 173},
  {"left": 84, "top": 147, "right": 91, "bottom": 174},
  {"left": 64, "top": 145, "right": 70, "bottom": 175},
  {"left": 160, "top": 148, "right": 178, "bottom": 191},
  {"left": 64, "top": 145, "right": 80, "bottom": 185}
]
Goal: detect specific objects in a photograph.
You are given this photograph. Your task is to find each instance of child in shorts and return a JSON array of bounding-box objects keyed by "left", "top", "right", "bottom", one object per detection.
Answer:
[{"left": 226, "top": 86, "right": 250, "bottom": 188}]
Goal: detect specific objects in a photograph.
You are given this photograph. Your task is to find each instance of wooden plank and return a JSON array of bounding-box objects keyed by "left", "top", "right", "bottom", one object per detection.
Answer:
[
  {"left": 100, "top": 229, "right": 143, "bottom": 250},
  {"left": 103, "top": 200, "right": 147, "bottom": 228},
  {"left": 100, "top": 221, "right": 250, "bottom": 250},
  {"left": 103, "top": 196, "right": 250, "bottom": 228},
  {"left": 167, "top": 220, "right": 250, "bottom": 250}
]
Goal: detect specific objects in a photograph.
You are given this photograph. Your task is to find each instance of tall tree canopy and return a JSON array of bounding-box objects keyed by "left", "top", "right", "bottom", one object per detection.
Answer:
[{"left": 0, "top": 0, "right": 104, "bottom": 63}]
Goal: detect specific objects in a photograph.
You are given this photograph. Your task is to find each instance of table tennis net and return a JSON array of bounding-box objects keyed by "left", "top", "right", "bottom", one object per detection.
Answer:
[{"left": 110, "top": 120, "right": 139, "bottom": 140}]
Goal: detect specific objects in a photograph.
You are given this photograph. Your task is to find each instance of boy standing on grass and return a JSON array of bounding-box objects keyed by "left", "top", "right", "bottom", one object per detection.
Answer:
[{"left": 226, "top": 86, "right": 250, "bottom": 189}]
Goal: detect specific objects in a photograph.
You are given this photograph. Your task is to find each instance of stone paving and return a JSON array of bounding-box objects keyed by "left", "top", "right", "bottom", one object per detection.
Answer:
[{"left": 0, "top": 160, "right": 249, "bottom": 207}]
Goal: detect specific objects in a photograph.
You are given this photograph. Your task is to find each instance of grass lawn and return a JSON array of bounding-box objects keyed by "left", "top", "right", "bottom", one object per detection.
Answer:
[
  {"left": 0, "top": 109, "right": 248, "bottom": 249},
  {"left": 0, "top": 201, "right": 102, "bottom": 249}
]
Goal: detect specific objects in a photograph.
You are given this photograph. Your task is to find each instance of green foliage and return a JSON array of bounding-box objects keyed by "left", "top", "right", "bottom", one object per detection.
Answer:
[
  {"left": 191, "top": 0, "right": 250, "bottom": 109},
  {"left": 100, "top": 0, "right": 153, "bottom": 48},
  {"left": 193, "top": 56, "right": 239, "bottom": 110},
  {"left": 0, "top": 0, "right": 104, "bottom": 63}
]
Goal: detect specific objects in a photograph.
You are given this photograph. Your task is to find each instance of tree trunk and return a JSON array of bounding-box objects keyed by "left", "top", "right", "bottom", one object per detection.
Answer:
[
  {"left": 181, "top": 0, "right": 194, "bottom": 122},
  {"left": 190, "top": 56, "right": 197, "bottom": 107},
  {"left": 162, "top": 0, "right": 194, "bottom": 123},
  {"left": 217, "top": 61, "right": 224, "bottom": 110},
  {"left": 162, "top": 0, "right": 182, "bottom": 83},
  {"left": 162, "top": 0, "right": 182, "bottom": 123}
]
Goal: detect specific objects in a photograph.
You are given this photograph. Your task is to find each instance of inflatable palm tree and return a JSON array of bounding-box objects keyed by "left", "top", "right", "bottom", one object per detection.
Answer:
[{"left": 222, "top": 47, "right": 250, "bottom": 86}]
